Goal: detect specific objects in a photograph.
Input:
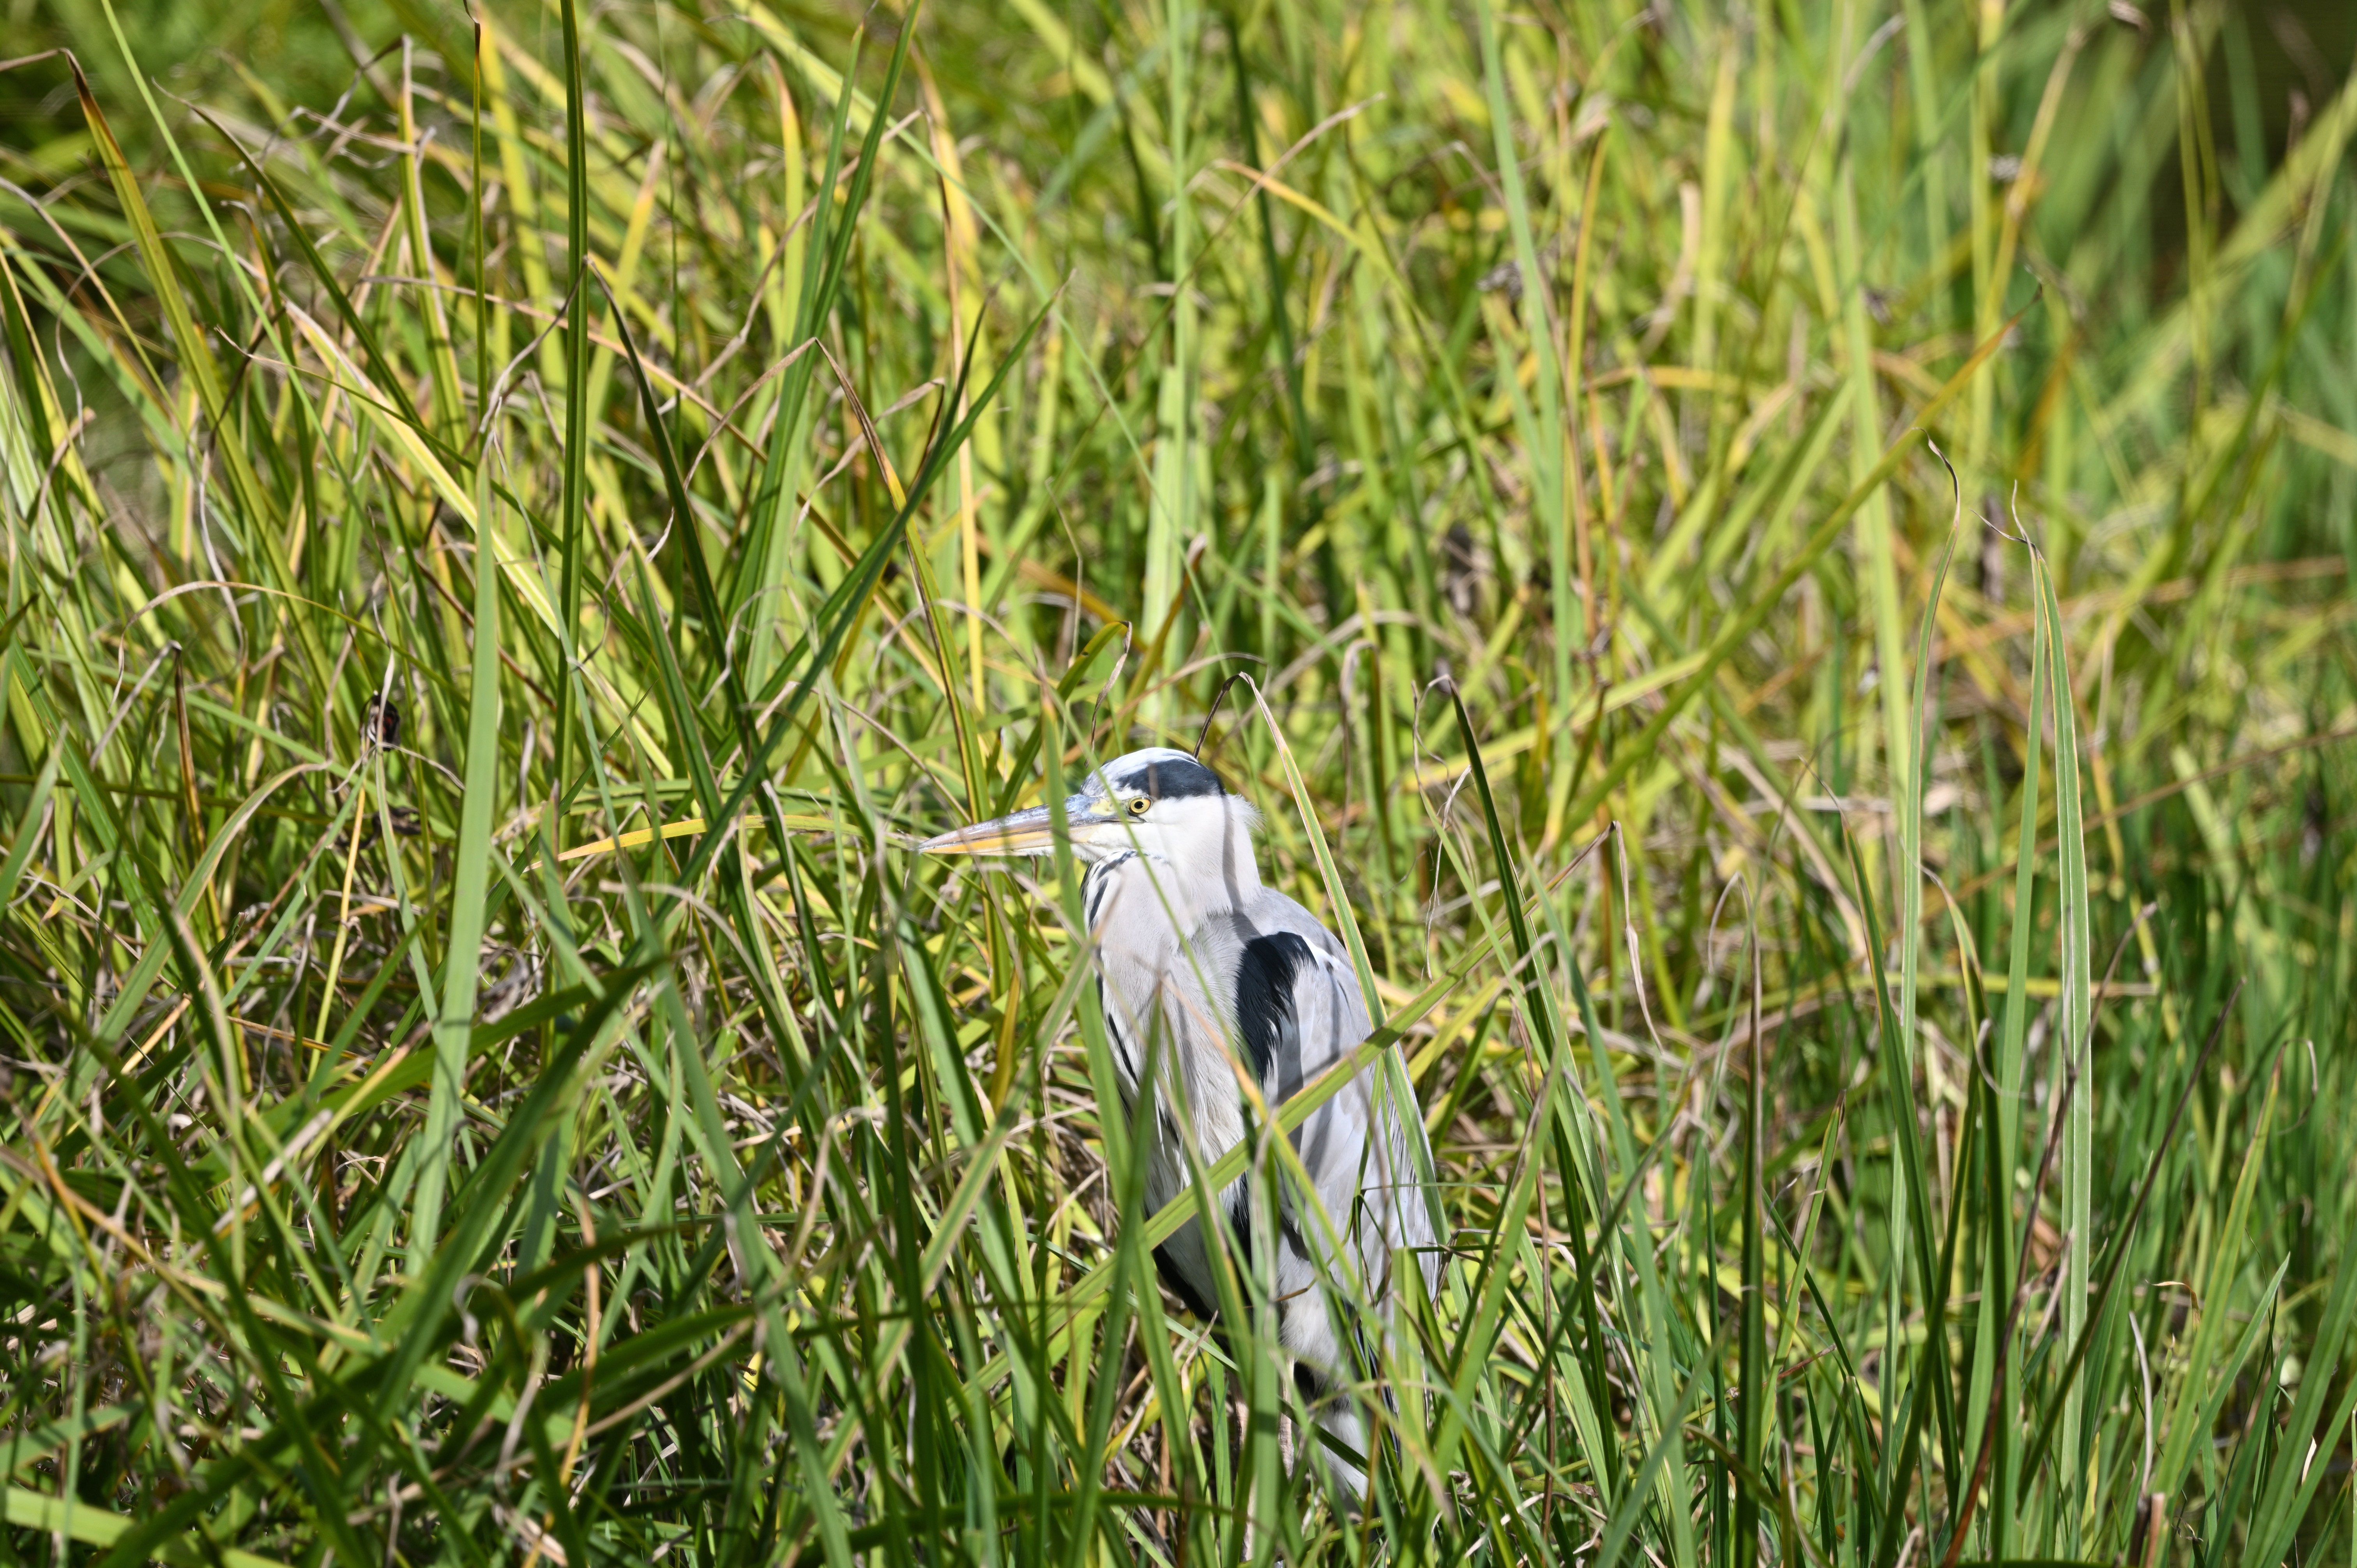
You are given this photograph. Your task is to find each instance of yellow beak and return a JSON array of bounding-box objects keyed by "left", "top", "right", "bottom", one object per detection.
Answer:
[{"left": 917, "top": 800, "right": 1111, "bottom": 857}]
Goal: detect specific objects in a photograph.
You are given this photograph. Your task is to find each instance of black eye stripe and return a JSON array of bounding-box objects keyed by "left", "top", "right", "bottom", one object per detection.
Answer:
[{"left": 1109, "top": 755, "right": 1225, "bottom": 800}]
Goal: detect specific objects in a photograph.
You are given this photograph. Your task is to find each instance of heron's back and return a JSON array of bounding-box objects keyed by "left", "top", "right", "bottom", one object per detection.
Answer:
[{"left": 1085, "top": 858, "right": 1440, "bottom": 1320}]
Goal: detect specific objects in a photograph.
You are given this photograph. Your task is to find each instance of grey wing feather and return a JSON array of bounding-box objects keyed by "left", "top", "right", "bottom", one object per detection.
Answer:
[{"left": 1241, "top": 892, "right": 1441, "bottom": 1310}]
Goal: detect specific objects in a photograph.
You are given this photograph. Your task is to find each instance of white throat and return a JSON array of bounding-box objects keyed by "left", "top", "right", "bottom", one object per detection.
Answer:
[{"left": 1083, "top": 794, "right": 1263, "bottom": 934}]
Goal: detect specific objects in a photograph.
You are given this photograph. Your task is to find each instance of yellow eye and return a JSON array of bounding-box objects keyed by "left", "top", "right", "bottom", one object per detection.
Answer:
[{"left": 1127, "top": 796, "right": 1150, "bottom": 817}]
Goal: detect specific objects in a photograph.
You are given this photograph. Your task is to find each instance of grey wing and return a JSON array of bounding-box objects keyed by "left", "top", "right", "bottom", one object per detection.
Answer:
[{"left": 1234, "top": 894, "right": 1440, "bottom": 1310}]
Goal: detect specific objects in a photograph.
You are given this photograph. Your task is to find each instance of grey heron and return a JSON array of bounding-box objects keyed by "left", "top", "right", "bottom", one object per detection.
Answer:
[{"left": 921, "top": 746, "right": 1439, "bottom": 1498}]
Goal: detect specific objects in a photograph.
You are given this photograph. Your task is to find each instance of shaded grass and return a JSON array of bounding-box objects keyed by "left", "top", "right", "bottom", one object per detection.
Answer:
[{"left": 2, "top": 0, "right": 2356, "bottom": 1564}]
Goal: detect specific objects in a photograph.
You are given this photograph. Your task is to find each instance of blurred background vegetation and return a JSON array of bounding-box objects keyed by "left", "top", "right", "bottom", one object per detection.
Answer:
[{"left": 3, "top": 0, "right": 2355, "bottom": 1563}]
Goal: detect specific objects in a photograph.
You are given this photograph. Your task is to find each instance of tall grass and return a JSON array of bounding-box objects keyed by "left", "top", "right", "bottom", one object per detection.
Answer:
[{"left": 2, "top": 0, "right": 2354, "bottom": 1563}]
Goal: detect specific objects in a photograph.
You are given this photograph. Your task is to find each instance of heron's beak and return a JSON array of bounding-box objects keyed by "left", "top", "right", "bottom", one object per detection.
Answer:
[{"left": 917, "top": 797, "right": 1111, "bottom": 857}]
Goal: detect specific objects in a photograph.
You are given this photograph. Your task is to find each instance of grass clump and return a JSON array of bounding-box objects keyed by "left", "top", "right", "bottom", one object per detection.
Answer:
[{"left": 2, "top": 0, "right": 2355, "bottom": 1563}]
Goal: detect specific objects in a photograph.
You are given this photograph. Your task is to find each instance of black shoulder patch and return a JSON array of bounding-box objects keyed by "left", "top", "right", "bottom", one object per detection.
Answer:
[
  {"left": 1152, "top": 1242, "right": 1218, "bottom": 1321},
  {"left": 1234, "top": 931, "right": 1312, "bottom": 1086},
  {"left": 1114, "top": 754, "right": 1226, "bottom": 800}
]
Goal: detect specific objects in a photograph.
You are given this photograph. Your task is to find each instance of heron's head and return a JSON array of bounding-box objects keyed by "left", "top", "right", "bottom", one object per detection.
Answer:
[{"left": 919, "top": 746, "right": 1260, "bottom": 882}]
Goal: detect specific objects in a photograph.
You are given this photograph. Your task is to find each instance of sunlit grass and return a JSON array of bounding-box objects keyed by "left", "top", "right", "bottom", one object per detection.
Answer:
[{"left": 2, "top": 0, "right": 2354, "bottom": 1564}]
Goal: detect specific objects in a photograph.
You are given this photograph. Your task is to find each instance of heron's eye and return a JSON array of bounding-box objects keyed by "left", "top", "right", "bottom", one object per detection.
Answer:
[{"left": 1127, "top": 796, "right": 1150, "bottom": 817}]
